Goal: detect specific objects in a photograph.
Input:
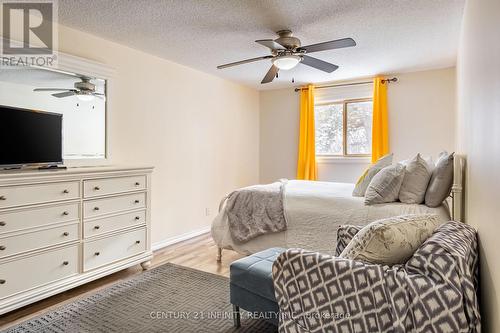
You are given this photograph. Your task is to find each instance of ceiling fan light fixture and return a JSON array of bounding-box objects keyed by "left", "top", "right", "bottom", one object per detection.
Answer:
[
  {"left": 76, "top": 94, "right": 94, "bottom": 102},
  {"left": 272, "top": 55, "right": 301, "bottom": 70}
]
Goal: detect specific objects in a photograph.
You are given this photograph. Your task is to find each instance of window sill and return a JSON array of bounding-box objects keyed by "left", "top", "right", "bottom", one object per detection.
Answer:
[{"left": 316, "top": 156, "right": 371, "bottom": 164}]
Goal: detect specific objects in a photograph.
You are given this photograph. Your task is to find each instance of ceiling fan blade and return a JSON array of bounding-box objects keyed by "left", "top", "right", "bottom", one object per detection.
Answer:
[
  {"left": 255, "top": 39, "right": 286, "bottom": 50},
  {"left": 301, "top": 55, "right": 339, "bottom": 73},
  {"left": 261, "top": 65, "right": 279, "bottom": 84},
  {"left": 298, "top": 38, "right": 356, "bottom": 53},
  {"left": 52, "top": 91, "right": 77, "bottom": 98},
  {"left": 33, "top": 88, "right": 72, "bottom": 92},
  {"left": 217, "top": 55, "right": 273, "bottom": 69}
]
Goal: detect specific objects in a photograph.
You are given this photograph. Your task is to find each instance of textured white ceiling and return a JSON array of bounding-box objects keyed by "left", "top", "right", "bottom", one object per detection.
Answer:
[{"left": 58, "top": 0, "right": 465, "bottom": 90}]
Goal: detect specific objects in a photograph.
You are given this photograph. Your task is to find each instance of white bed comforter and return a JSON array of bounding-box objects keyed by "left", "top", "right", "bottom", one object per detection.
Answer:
[{"left": 211, "top": 180, "right": 450, "bottom": 256}]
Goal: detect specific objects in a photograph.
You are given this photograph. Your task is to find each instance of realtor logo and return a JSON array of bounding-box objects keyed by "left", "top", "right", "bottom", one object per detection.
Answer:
[{"left": 1, "top": 0, "right": 58, "bottom": 66}]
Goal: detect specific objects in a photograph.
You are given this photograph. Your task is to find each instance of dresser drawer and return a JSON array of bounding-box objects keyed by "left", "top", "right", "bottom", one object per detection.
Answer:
[
  {"left": 84, "top": 193, "right": 146, "bottom": 219},
  {"left": 0, "top": 224, "right": 79, "bottom": 259},
  {"left": 84, "top": 210, "right": 146, "bottom": 238},
  {"left": 0, "top": 182, "right": 79, "bottom": 209},
  {"left": 0, "top": 203, "right": 79, "bottom": 234},
  {"left": 84, "top": 175, "right": 146, "bottom": 198},
  {"left": 83, "top": 228, "right": 146, "bottom": 271},
  {"left": 0, "top": 245, "right": 78, "bottom": 300}
]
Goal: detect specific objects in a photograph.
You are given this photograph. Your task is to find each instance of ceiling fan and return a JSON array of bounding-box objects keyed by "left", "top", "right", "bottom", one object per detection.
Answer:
[
  {"left": 217, "top": 30, "right": 356, "bottom": 84},
  {"left": 33, "top": 76, "right": 105, "bottom": 101}
]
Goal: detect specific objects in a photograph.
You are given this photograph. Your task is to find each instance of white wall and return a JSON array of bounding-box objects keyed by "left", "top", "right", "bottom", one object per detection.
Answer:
[
  {"left": 55, "top": 25, "right": 260, "bottom": 245},
  {"left": 259, "top": 88, "right": 300, "bottom": 183},
  {"left": 388, "top": 68, "right": 456, "bottom": 162},
  {"left": 456, "top": 0, "right": 500, "bottom": 331},
  {"left": 259, "top": 68, "right": 456, "bottom": 183}
]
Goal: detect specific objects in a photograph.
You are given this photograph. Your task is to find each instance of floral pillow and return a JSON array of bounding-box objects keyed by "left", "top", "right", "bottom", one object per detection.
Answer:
[{"left": 339, "top": 214, "right": 443, "bottom": 265}]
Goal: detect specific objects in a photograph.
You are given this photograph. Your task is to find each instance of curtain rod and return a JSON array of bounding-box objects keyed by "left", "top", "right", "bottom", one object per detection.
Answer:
[{"left": 293, "top": 77, "right": 398, "bottom": 92}]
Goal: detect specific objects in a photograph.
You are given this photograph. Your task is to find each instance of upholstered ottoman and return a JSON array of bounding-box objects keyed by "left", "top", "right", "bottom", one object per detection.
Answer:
[{"left": 230, "top": 247, "right": 285, "bottom": 327}]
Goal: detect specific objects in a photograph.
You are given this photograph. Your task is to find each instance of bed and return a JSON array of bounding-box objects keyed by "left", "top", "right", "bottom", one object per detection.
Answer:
[{"left": 211, "top": 155, "right": 465, "bottom": 261}]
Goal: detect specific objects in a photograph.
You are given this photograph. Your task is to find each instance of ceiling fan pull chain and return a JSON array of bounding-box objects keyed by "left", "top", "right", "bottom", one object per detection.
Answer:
[
  {"left": 276, "top": 72, "right": 279, "bottom": 78},
  {"left": 292, "top": 77, "right": 295, "bottom": 83}
]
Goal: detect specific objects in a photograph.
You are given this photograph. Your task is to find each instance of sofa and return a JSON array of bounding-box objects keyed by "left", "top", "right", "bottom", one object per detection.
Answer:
[{"left": 272, "top": 221, "right": 480, "bottom": 332}]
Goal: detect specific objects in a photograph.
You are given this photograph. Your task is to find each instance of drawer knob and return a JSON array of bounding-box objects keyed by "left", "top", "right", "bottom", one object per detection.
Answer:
[
  {"left": 63, "top": 211, "right": 69, "bottom": 216},
  {"left": 0, "top": 196, "right": 5, "bottom": 201},
  {"left": 134, "top": 200, "right": 140, "bottom": 204},
  {"left": 63, "top": 261, "right": 69, "bottom": 266},
  {"left": 0, "top": 221, "right": 5, "bottom": 226},
  {"left": 0, "top": 279, "right": 5, "bottom": 284},
  {"left": 0, "top": 246, "right": 5, "bottom": 251},
  {"left": 135, "top": 182, "right": 140, "bottom": 186},
  {"left": 63, "top": 189, "right": 69, "bottom": 194},
  {"left": 94, "top": 225, "right": 100, "bottom": 230},
  {"left": 94, "top": 207, "right": 100, "bottom": 211},
  {"left": 94, "top": 186, "right": 100, "bottom": 191},
  {"left": 135, "top": 216, "right": 140, "bottom": 220},
  {"left": 94, "top": 252, "right": 100, "bottom": 256},
  {"left": 135, "top": 240, "right": 141, "bottom": 244},
  {"left": 63, "top": 232, "right": 69, "bottom": 236}
]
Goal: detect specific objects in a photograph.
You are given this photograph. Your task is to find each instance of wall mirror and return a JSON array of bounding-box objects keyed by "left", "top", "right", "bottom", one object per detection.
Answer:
[{"left": 0, "top": 66, "right": 107, "bottom": 164}]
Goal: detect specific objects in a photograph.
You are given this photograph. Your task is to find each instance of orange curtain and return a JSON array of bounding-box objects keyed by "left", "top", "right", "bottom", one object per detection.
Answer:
[
  {"left": 297, "top": 84, "right": 317, "bottom": 180},
  {"left": 371, "top": 77, "right": 389, "bottom": 163}
]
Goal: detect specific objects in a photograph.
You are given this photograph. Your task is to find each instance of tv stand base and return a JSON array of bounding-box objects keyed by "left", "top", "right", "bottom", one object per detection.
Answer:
[{"left": 38, "top": 165, "right": 67, "bottom": 171}]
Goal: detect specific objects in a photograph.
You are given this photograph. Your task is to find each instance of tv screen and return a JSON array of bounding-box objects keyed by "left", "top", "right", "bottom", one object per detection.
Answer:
[{"left": 0, "top": 105, "right": 63, "bottom": 167}]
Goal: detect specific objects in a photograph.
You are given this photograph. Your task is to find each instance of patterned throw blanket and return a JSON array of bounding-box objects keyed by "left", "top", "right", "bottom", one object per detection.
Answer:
[
  {"left": 225, "top": 180, "right": 287, "bottom": 243},
  {"left": 273, "top": 221, "right": 480, "bottom": 332}
]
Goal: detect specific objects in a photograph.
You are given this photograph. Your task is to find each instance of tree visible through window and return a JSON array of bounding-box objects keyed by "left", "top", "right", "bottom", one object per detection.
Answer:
[{"left": 315, "top": 99, "right": 373, "bottom": 156}]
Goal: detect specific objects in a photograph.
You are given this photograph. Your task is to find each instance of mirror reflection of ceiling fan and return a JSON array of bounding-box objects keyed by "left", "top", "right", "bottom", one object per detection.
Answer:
[
  {"left": 33, "top": 76, "right": 105, "bottom": 101},
  {"left": 217, "top": 30, "right": 356, "bottom": 84}
]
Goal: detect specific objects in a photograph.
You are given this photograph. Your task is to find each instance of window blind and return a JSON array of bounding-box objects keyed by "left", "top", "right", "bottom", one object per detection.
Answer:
[{"left": 315, "top": 82, "right": 373, "bottom": 104}]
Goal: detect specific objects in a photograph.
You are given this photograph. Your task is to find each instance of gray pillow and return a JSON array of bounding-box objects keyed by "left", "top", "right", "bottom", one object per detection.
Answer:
[
  {"left": 365, "top": 164, "right": 406, "bottom": 205},
  {"left": 352, "top": 154, "right": 393, "bottom": 197},
  {"left": 399, "top": 154, "right": 432, "bottom": 204},
  {"left": 425, "top": 152, "right": 454, "bottom": 207}
]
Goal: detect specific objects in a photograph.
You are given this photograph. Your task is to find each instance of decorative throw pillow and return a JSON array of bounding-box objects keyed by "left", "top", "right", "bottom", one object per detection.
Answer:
[
  {"left": 335, "top": 225, "right": 363, "bottom": 256},
  {"left": 339, "top": 214, "right": 443, "bottom": 265},
  {"left": 425, "top": 151, "right": 455, "bottom": 207},
  {"left": 398, "top": 154, "right": 432, "bottom": 204},
  {"left": 400, "top": 155, "right": 434, "bottom": 173},
  {"left": 352, "top": 154, "right": 393, "bottom": 197},
  {"left": 364, "top": 164, "right": 406, "bottom": 205}
]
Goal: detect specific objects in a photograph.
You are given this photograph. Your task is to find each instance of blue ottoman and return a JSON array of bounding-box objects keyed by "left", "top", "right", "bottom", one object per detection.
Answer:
[{"left": 230, "top": 247, "right": 286, "bottom": 327}]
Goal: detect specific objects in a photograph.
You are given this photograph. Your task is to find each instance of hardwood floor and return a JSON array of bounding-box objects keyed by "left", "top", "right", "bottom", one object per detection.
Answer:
[{"left": 0, "top": 233, "right": 244, "bottom": 330}]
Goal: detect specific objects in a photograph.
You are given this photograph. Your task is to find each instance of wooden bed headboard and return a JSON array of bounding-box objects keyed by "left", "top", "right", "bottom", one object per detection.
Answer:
[{"left": 451, "top": 154, "right": 466, "bottom": 222}]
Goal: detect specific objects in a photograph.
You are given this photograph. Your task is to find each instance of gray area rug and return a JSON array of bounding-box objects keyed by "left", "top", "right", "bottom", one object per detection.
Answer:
[{"left": 4, "top": 264, "right": 277, "bottom": 333}]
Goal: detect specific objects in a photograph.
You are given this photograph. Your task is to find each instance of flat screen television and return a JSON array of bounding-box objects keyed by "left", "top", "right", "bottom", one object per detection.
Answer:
[{"left": 0, "top": 105, "right": 63, "bottom": 168}]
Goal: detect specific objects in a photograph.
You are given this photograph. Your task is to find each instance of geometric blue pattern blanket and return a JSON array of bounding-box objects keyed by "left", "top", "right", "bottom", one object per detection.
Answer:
[{"left": 272, "top": 221, "right": 480, "bottom": 332}]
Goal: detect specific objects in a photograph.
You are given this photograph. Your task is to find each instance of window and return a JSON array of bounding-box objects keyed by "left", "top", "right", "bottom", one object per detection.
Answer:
[{"left": 315, "top": 99, "right": 373, "bottom": 156}]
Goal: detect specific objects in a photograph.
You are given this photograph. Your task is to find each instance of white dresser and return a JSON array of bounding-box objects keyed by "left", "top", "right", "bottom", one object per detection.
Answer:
[{"left": 0, "top": 166, "right": 153, "bottom": 314}]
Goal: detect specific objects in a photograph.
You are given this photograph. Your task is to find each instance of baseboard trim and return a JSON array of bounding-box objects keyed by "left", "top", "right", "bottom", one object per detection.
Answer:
[{"left": 152, "top": 226, "right": 211, "bottom": 252}]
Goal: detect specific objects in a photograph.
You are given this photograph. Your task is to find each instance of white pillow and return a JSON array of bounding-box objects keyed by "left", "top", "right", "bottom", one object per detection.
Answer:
[
  {"left": 400, "top": 155, "right": 434, "bottom": 173},
  {"left": 339, "top": 214, "right": 443, "bottom": 265},
  {"left": 399, "top": 154, "right": 432, "bottom": 204},
  {"left": 352, "top": 154, "right": 393, "bottom": 197},
  {"left": 364, "top": 164, "right": 406, "bottom": 205}
]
